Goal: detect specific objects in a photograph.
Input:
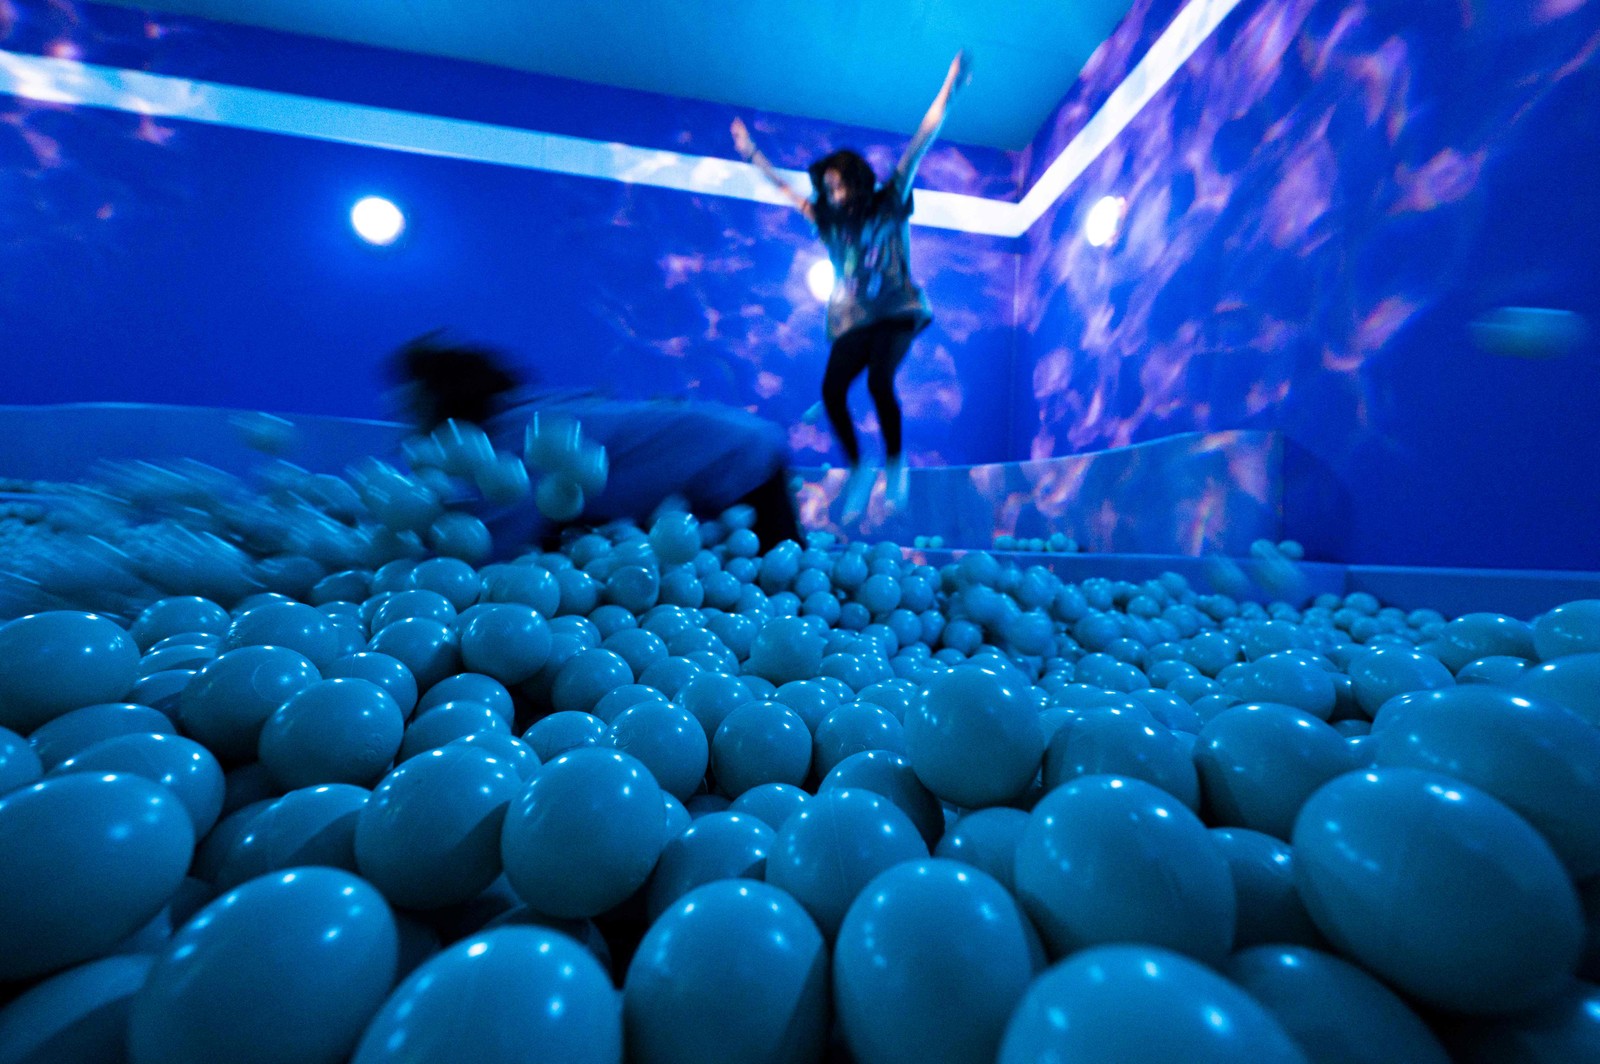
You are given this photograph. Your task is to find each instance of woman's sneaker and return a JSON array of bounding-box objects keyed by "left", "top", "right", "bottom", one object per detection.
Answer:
[
  {"left": 884, "top": 457, "right": 908, "bottom": 515},
  {"left": 839, "top": 463, "right": 877, "bottom": 523}
]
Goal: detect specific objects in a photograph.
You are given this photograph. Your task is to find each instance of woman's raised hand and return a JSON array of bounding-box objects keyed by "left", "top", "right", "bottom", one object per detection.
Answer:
[
  {"left": 730, "top": 117, "right": 755, "bottom": 159},
  {"left": 948, "top": 50, "right": 973, "bottom": 92}
]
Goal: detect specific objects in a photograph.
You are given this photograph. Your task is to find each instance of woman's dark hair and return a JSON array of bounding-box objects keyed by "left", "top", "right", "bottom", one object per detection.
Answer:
[
  {"left": 390, "top": 330, "right": 522, "bottom": 429},
  {"left": 808, "top": 149, "right": 880, "bottom": 227}
]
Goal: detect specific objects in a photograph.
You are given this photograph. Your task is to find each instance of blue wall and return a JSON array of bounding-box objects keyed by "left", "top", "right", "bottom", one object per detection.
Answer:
[
  {"left": 0, "top": 0, "right": 1023, "bottom": 468},
  {"left": 1015, "top": 0, "right": 1600, "bottom": 570}
]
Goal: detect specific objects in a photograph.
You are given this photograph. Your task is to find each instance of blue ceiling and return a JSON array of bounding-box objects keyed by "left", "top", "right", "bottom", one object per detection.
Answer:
[{"left": 91, "top": 0, "right": 1138, "bottom": 150}]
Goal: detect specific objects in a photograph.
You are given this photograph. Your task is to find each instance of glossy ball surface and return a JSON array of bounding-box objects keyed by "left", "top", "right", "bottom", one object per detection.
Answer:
[
  {"left": 997, "top": 945, "right": 1309, "bottom": 1064},
  {"left": 178, "top": 647, "right": 320, "bottom": 763},
  {"left": 397, "top": 700, "right": 507, "bottom": 762},
  {"left": 258, "top": 679, "right": 404, "bottom": 790},
  {"left": 625, "top": 880, "right": 827, "bottom": 1064},
  {"left": 366, "top": 618, "right": 461, "bottom": 693},
  {"left": 320, "top": 653, "right": 419, "bottom": 718},
  {"left": 711, "top": 701, "right": 811, "bottom": 797},
  {"left": 459, "top": 604, "right": 552, "bottom": 685},
  {"left": 127, "top": 867, "right": 398, "bottom": 1064},
  {"left": 934, "top": 806, "right": 1031, "bottom": 894},
  {"left": 355, "top": 743, "right": 522, "bottom": 910},
  {"left": 223, "top": 601, "right": 340, "bottom": 669},
  {"left": 1519, "top": 652, "right": 1600, "bottom": 727},
  {"left": 0, "top": 772, "right": 194, "bottom": 981},
  {"left": 501, "top": 748, "right": 665, "bottom": 918},
  {"left": 0, "top": 953, "right": 156, "bottom": 1064},
  {"left": 904, "top": 665, "right": 1044, "bottom": 808},
  {"left": 1371, "top": 684, "right": 1600, "bottom": 879},
  {"left": 821, "top": 750, "right": 945, "bottom": 849},
  {"left": 1347, "top": 647, "right": 1454, "bottom": 718},
  {"left": 1044, "top": 707, "right": 1199, "bottom": 813},
  {"left": 1194, "top": 703, "right": 1357, "bottom": 840},
  {"left": 766, "top": 788, "right": 928, "bottom": 939},
  {"left": 130, "top": 597, "right": 230, "bottom": 650},
  {"left": 1225, "top": 945, "right": 1450, "bottom": 1064},
  {"left": 0, "top": 724, "right": 42, "bottom": 796},
  {"left": 551, "top": 649, "right": 635, "bottom": 716},
  {"left": 1293, "top": 767, "right": 1582, "bottom": 1014},
  {"left": 1208, "top": 827, "right": 1322, "bottom": 950},
  {"left": 728, "top": 782, "right": 809, "bottom": 831},
  {"left": 607, "top": 699, "right": 708, "bottom": 803},
  {"left": 351, "top": 927, "right": 620, "bottom": 1064},
  {"left": 416, "top": 672, "right": 513, "bottom": 722},
  {"left": 1533, "top": 600, "right": 1600, "bottom": 660},
  {"left": 215, "top": 783, "right": 368, "bottom": 891},
  {"left": 0, "top": 612, "right": 140, "bottom": 734},
  {"left": 1014, "top": 774, "right": 1234, "bottom": 964},
  {"left": 1228, "top": 652, "right": 1337, "bottom": 720},
  {"left": 814, "top": 702, "right": 907, "bottom": 778},
  {"left": 645, "top": 811, "right": 773, "bottom": 920},
  {"left": 835, "top": 859, "right": 1041, "bottom": 1064},
  {"left": 52, "top": 731, "right": 224, "bottom": 837}
]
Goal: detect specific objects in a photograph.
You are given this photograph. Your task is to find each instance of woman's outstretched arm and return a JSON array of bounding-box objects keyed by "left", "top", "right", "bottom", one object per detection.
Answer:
[
  {"left": 731, "top": 118, "right": 814, "bottom": 220},
  {"left": 893, "top": 50, "right": 973, "bottom": 198}
]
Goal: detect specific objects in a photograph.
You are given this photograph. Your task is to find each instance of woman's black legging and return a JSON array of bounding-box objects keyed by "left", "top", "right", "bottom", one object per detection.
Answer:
[{"left": 821, "top": 317, "right": 921, "bottom": 465}]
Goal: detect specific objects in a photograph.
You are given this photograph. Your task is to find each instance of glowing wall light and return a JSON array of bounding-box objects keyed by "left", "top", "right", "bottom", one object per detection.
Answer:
[
  {"left": 351, "top": 196, "right": 405, "bottom": 246},
  {"left": 807, "top": 258, "right": 836, "bottom": 301},
  {"left": 1084, "top": 195, "right": 1126, "bottom": 247}
]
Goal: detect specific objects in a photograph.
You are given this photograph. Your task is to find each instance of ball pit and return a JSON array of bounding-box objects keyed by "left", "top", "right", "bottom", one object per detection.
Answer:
[
  {"left": 1044, "top": 705, "right": 1201, "bottom": 813},
  {"left": 711, "top": 699, "right": 811, "bottom": 795},
  {"left": 1208, "top": 826, "right": 1323, "bottom": 950},
  {"left": 607, "top": 698, "right": 709, "bottom": 802},
  {"left": 1193, "top": 703, "right": 1358, "bottom": 839},
  {"left": 904, "top": 663, "right": 1045, "bottom": 808},
  {"left": 1370, "top": 685, "right": 1600, "bottom": 879},
  {"left": 396, "top": 698, "right": 507, "bottom": 761},
  {"left": 222, "top": 600, "right": 340, "bottom": 669},
  {"left": 2, "top": 442, "right": 1600, "bottom": 1064},
  {"left": 933, "top": 806, "right": 1030, "bottom": 893},
  {"left": 728, "top": 780, "right": 810, "bottom": 829}
]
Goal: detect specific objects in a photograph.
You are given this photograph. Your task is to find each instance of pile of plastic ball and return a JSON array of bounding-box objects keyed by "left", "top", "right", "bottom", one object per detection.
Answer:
[
  {"left": 0, "top": 411, "right": 611, "bottom": 622},
  {"left": 2, "top": 423, "right": 1600, "bottom": 1063},
  {"left": 991, "top": 533, "right": 1079, "bottom": 554}
]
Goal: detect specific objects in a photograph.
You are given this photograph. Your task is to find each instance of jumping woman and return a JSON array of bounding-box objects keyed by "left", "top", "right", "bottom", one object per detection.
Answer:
[{"left": 732, "top": 49, "right": 972, "bottom": 522}]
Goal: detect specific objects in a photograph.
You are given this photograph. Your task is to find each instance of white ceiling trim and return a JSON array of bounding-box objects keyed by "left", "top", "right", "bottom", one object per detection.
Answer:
[{"left": 0, "top": 0, "right": 1242, "bottom": 239}]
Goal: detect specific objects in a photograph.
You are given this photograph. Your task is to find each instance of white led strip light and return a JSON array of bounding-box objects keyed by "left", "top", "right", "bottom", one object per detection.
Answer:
[
  {"left": 1012, "top": 0, "right": 1244, "bottom": 232},
  {"left": 0, "top": 0, "right": 1241, "bottom": 238}
]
